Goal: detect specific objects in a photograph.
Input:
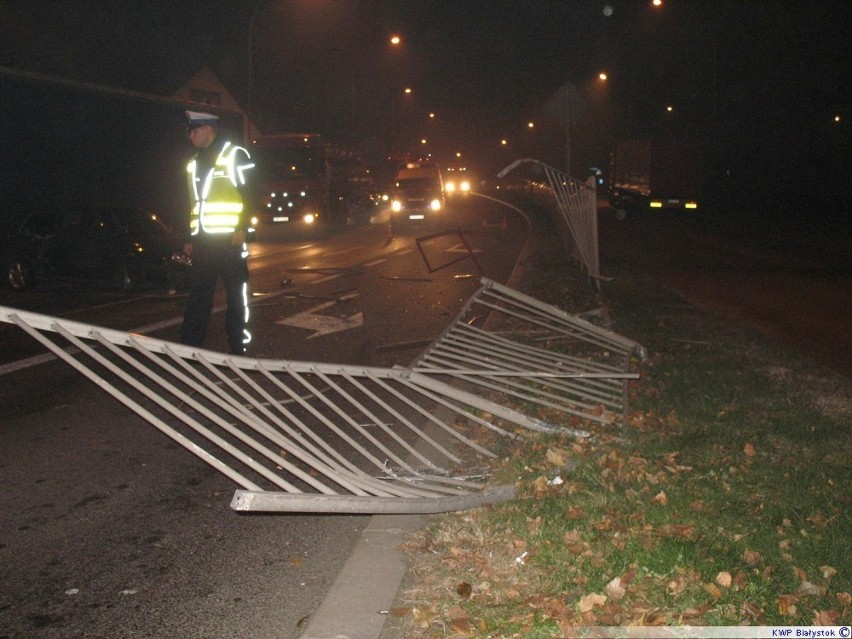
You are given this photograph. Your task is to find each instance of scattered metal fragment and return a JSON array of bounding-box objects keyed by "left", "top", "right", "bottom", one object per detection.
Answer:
[{"left": 386, "top": 276, "right": 433, "bottom": 282}]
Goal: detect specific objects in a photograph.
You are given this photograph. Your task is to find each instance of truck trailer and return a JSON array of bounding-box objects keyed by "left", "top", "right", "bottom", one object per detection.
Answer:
[{"left": 608, "top": 137, "right": 702, "bottom": 218}]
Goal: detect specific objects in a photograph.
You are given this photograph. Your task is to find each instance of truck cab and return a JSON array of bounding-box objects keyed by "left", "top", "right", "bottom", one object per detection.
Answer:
[{"left": 251, "top": 134, "right": 328, "bottom": 230}]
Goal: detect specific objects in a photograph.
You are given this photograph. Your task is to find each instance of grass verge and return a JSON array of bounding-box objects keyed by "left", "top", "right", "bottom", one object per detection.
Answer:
[{"left": 384, "top": 221, "right": 851, "bottom": 637}]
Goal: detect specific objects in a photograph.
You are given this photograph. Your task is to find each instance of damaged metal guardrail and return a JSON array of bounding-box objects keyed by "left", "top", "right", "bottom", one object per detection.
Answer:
[
  {"left": 413, "top": 279, "right": 645, "bottom": 433},
  {"left": 499, "top": 158, "right": 602, "bottom": 290},
  {"left": 0, "top": 279, "right": 643, "bottom": 514}
]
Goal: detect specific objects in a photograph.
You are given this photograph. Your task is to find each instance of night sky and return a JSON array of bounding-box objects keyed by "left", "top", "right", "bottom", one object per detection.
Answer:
[{"left": 1, "top": 1, "right": 849, "bottom": 216}]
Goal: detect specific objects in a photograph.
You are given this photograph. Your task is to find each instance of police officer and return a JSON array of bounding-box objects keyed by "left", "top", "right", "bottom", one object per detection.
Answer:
[{"left": 179, "top": 110, "right": 255, "bottom": 355}]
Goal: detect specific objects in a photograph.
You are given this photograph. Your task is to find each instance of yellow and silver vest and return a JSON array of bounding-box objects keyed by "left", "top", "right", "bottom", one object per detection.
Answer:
[{"left": 187, "top": 140, "right": 254, "bottom": 236}]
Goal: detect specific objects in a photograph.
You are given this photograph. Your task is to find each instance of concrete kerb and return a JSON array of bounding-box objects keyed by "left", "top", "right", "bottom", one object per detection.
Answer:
[
  {"left": 298, "top": 400, "right": 463, "bottom": 639},
  {"left": 297, "top": 512, "right": 426, "bottom": 639},
  {"left": 298, "top": 193, "right": 536, "bottom": 639}
]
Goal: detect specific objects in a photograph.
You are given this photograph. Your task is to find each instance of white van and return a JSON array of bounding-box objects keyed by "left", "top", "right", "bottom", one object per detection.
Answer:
[{"left": 390, "top": 163, "right": 444, "bottom": 220}]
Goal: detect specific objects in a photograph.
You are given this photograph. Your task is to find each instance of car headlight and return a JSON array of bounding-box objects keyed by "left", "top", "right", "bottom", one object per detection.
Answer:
[
  {"left": 171, "top": 252, "right": 192, "bottom": 267},
  {"left": 445, "top": 181, "right": 456, "bottom": 193},
  {"left": 460, "top": 180, "right": 471, "bottom": 192},
  {"left": 430, "top": 199, "right": 442, "bottom": 211},
  {"left": 391, "top": 200, "right": 402, "bottom": 212}
]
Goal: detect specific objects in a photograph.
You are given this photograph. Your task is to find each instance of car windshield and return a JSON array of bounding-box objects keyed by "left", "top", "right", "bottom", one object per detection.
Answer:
[
  {"left": 255, "top": 147, "right": 317, "bottom": 180},
  {"left": 396, "top": 177, "right": 440, "bottom": 189}
]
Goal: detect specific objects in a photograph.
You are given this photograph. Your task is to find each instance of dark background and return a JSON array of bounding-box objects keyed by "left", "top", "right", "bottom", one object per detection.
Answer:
[{"left": 1, "top": 1, "right": 849, "bottom": 230}]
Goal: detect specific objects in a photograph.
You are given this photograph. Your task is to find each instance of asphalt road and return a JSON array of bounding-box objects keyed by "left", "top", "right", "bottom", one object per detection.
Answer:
[{"left": 0, "top": 196, "right": 528, "bottom": 639}]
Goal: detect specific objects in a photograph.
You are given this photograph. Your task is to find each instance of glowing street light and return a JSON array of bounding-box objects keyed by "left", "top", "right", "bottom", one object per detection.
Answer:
[{"left": 390, "top": 34, "right": 401, "bottom": 46}]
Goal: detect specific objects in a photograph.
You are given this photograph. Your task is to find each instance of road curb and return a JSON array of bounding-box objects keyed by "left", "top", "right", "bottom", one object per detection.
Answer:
[{"left": 297, "top": 514, "right": 425, "bottom": 639}]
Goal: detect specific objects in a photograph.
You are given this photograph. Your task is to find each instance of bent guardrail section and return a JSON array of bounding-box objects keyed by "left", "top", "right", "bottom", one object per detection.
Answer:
[{"left": 0, "top": 282, "right": 643, "bottom": 514}]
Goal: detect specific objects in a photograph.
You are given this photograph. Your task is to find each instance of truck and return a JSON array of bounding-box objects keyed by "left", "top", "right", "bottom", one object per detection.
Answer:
[
  {"left": 608, "top": 137, "right": 702, "bottom": 219},
  {"left": 250, "top": 133, "right": 330, "bottom": 230}
]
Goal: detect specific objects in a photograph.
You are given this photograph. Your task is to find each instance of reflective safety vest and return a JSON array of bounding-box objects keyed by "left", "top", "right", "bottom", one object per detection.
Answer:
[{"left": 187, "top": 140, "right": 255, "bottom": 236}]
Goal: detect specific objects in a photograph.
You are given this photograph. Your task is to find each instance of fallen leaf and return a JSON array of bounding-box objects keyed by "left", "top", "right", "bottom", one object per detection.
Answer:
[
  {"left": 680, "top": 604, "right": 712, "bottom": 620},
  {"left": 807, "top": 514, "right": 828, "bottom": 527},
  {"left": 456, "top": 582, "right": 472, "bottom": 599},
  {"left": 605, "top": 577, "right": 626, "bottom": 600},
  {"left": 388, "top": 607, "right": 411, "bottom": 618},
  {"left": 743, "top": 442, "right": 756, "bottom": 457},
  {"left": 566, "top": 506, "right": 586, "bottom": 519},
  {"left": 412, "top": 605, "right": 439, "bottom": 628},
  {"left": 667, "top": 576, "right": 687, "bottom": 596},
  {"left": 447, "top": 605, "right": 468, "bottom": 620},
  {"left": 742, "top": 549, "right": 761, "bottom": 566},
  {"left": 740, "top": 601, "right": 765, "bottom": 623},
  {"left": 820, "top": 565, "right": 837, "bottom": 579},
  {"left": 545, "top": 597, "right": 572, "bottom": 621},
  {"left": 578, "top": 593, "right": 608, "bottom": 613},
  {"left": 526, "top": 516, "right": 542, "bottom": 534},
  {"left": 704, "top": 583, "right": 723, "bottom": 599},
  {"left": 546, "top": 447, "right": 570, "bottom": 467},
  {"left": 659, "top": 524, "right": 698, "bottom": 540},
  {"left": 449, "top": 616, "right": 472, "bottom": 633},
  {"left": 716, "top": 571, "right": 733, "bottom": 588},
  {"left": 799, "top": 580, "right": 826, "bottom": 596},
  {"left": 813, "top": 609, "right": 840, "bottom": 625},
  {"left": 652, "top": 490, "right": 668, "bottom": 505},
  {"left": 532, "top": 475, "right": 549, "bottom": 495},
  {"left": 563, "top": 530, "right": 589, "bottom": 555},
  {"left": 778, "top": 594, "right": 798, "bottom": 617}
]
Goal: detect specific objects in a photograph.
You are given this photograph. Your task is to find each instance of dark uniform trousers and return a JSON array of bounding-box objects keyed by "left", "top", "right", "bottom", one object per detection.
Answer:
[{"left": 180, "top": 236, "right": 249, "bottom": 353}]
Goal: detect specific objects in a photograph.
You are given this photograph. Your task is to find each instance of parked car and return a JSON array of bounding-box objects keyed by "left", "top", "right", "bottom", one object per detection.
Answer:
[{"left": 1, "top": 206, "right": 190, "bottom": 292}]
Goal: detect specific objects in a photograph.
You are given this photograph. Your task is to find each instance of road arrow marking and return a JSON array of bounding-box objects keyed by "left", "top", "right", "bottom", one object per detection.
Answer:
[
  {"left": 275, "top": 293, "right": 364, "bottom": 339},
  {"left": 446, "top": 243, "right": 483, "bottom": 254}
]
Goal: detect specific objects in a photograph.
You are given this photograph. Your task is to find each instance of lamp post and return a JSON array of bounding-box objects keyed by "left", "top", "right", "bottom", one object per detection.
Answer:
[
  {"left": 246, "top": 0, "right": 270, "bottom": 142},
  {"left": 553, "top": 73, "right": 607, "bottom": 176}
]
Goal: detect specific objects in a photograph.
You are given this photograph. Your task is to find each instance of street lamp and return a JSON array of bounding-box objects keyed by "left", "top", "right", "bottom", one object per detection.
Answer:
[
  {"left": 247, "top": 0, "right": 273, "bottom": 142},
  {"left": 557, "top": 72, "right": 608, "bottom": 175}
]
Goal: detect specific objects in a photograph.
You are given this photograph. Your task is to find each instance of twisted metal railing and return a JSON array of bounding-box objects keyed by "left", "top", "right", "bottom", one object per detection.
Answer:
[{"left": 0, "top": 279, "right": 643, "bottom": 514}]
